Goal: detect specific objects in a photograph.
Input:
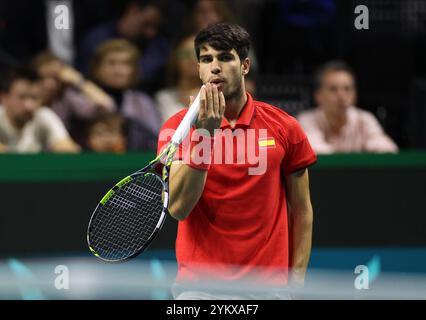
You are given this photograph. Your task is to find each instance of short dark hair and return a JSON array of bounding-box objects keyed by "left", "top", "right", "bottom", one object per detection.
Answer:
[
  {"left": 0, "top": 67, "right": 39, "bottom": 93},
  {"left": 194, "top": 23, "right": 251, "bottom": 62},
  {"left": 314, "top": 61, "right": 356, "bottom": 91},
  {"left": 88, "top": 113, "right": 127, "bottom": 135}
]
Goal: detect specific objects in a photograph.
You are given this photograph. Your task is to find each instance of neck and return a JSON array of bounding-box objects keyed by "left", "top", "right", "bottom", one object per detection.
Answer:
[
  {"left": 224, "top": 89, "right": 247, "bottom": 125},
  {"left": 323, "top": 108, "right": 348, "bottom": 132}
]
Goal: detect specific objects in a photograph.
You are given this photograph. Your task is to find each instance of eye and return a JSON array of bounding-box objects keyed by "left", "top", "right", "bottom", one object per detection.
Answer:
[
  {"left": 200, "top": 56, "right": 212, "bottom": 63},
  {"left": 220, "top": 54, "right": 234, "bottom": 61}
]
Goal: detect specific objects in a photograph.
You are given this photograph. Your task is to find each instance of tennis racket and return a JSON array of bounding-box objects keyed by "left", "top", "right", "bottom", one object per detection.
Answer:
[{"left": 87, "top": 87, "right": 203, "bottom": 262}]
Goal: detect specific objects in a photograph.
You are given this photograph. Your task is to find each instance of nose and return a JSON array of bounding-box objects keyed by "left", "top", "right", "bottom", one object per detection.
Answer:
[
  {"left": 23, "top": 98, "right": 38, "bottom": 113},
  {"left": 210, "top": 58, "right": 221, "bottom": 75}
]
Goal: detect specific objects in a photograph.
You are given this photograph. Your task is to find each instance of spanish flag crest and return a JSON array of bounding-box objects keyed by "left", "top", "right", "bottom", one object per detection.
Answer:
[{"left": 258, "top": 137, "right": 276, "bottom": 148}]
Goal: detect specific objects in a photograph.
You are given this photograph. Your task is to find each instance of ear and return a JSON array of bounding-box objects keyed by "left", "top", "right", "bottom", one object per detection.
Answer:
[{"left": 242, "top": 58, "right": 250, "bottom": 76}]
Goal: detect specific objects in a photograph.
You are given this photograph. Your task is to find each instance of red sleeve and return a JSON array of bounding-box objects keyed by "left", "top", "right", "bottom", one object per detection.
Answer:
[
  {"left": 281, "top": 117, "right": 317, "bottom": 175},
  {"left": 157, "top": 109, "right": 192, "bottom": 161}
]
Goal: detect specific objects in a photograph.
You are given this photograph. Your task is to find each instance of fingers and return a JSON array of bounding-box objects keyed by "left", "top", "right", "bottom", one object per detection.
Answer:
[
  {"left": 205, "top": 83, "right": 222, "bottom": 117},
  {"left": 206, "top": 83, "right": 214, "bottom": 116},
  {"left": 198, "top": 86, "right": 207, "bottom": 120},
  {"left": 219, "top": 91, "right": 225, "bottom": 116},
  {"left": 212, "top": 85, "right": 220, "bottom": 117},
  {"left": 195, "top": 84, "right": 224, "bottom": 133}
]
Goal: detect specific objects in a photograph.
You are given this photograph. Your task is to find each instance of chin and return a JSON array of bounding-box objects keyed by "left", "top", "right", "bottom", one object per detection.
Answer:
[{"left": 110, "top": 84, "right": 127, "bottom": 90}]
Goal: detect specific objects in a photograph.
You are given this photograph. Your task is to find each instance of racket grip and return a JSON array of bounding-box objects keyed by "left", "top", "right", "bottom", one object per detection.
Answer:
[{"left": 171, "top": 86, "right": 204, "bottom": 145}]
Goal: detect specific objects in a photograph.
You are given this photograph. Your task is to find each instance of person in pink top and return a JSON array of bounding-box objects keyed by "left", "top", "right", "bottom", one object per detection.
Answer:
[{"left": 297, "top": 61, "right": 398, "bottom": 154}]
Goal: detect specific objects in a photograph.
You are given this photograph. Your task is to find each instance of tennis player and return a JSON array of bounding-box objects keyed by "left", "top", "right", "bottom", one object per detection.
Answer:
[{"left": 157, "top": 23, "right": 317, "bottom": 299}]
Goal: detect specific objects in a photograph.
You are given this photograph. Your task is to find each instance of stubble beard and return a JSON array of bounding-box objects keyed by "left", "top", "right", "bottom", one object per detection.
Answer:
[{"left": 223, "top": 76, "right": 245, "bottom": 102}]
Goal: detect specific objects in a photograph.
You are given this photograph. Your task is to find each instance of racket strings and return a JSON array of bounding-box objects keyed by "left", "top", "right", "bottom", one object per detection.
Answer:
[{"left": 89, "top": 173, "right": 164, "bottom": 261}]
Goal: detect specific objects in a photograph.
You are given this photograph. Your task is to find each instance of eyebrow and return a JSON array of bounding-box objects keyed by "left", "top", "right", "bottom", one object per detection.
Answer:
[
  {"left": 219, "top": 52, "right": 235, "bottom": 58},
  {"left": 199, "top": 52, "right": 235, "bottom": 59}
]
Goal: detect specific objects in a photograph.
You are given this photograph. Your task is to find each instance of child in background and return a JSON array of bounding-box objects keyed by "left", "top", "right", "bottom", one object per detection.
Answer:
[
  {"left": 90, "top": 39, "right": 161, "bottom": 152},
  {"left": 86, "top": 114, "right": 127, "bottom": 153}
]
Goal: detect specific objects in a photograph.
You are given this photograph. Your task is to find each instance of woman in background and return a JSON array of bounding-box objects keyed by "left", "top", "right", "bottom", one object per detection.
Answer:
[
  {"left": 86, "top": 113, "right": 127, "bottom": 153},
  {"left": 155, "top": 35, "right": 201, "bottom": 124},
  {"left": 185, "top": 0, "right": 233, "bottom": 34},
  {"left": 90, "top": 39, "right": 161, "bottom": 151}
]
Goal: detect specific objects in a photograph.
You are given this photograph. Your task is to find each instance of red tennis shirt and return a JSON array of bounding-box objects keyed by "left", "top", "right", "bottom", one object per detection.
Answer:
[{"left": 157, "top": 93, "right": 317, "bottom": 286}]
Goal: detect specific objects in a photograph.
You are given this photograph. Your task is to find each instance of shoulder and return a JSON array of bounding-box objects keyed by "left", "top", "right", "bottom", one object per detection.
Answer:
[
  {"left": 155, "top": 88, "right": 177, "bottom": 100},
  {"left": 254, "top": 99, "right": 296, "bottom": 124},
  {"left": 348, "top": 107, "right": 383, "bottom": 129},
  {"left": 35, "top": 107, "right": 59, "bottom": 119},
  {"left": 0, "top": 107, "right": 6, "bottom": 125},
  {"left": 32, "top": 108, "right": 65, "bottom": 132},
  {"left": 34, "top": 107, "right": 67, "bottom": 127},
  {"left": 161, "top": 108, "right": 187, "bottom": 128},
  {"left": 297, "top": 108, "right": 319, "bottom": 122},
  {"left": 158, "top": 108, "right": 188, "bottom": 144},
  {"left": 254, "top": 99, "right": 307, "bottom": 144},
  {"left": 0, "top": 106, "right": 7, "bottom": 126},
  {"left": 354, "top": 107, "right": 378, "bottom": 122},
  {"left": 296, "top": 108, "right": 323, "bottom": 130},
  {"left": 155, "top": 89, "right": 178, "bottom": 106}
]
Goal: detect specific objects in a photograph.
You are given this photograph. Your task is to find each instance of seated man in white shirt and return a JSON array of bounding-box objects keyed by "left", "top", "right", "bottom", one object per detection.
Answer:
[
  {"left": 0, "top": 68, "right": 80, "bottom": 153},
  {"left": 297, "top": 61, "right": 398, "bottom": 154}
]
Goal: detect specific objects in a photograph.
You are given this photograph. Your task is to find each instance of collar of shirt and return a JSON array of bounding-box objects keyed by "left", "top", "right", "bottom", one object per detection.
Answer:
[{"left": 219, "top": 93, "right": 255, "bottom": 130}]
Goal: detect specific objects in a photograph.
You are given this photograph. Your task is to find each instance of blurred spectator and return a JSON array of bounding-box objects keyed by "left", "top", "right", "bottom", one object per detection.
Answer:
[
  {"left": 155, "top": 35, "right": 201, "bottom": 123},
  {"left": 297, "top": 61, "right": 398, "bottom": 154},
  {"left": 33, "top": 51, "right": 114, "bottom": 145},
  {"left": 76, "top": 0, "right": 169, "bottom": 93},
  {"left": 90, "top": 39, "right": 161, "bottom": 151},
  {"left": 184, "top": 0, "right": 258, "bottom": 91},
  {"left": 185, "top": 0, "right": 233, "bottom": 34},
  {"left": 0, "top": 67, "right": 79, "bottom": 153},
  {"left": 86, "top": 113, "right": 127, "bottom": 153}
]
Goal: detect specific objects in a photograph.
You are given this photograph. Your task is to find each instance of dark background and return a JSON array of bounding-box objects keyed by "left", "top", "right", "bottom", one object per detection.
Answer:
[
  {"left": 1, "top": 153, "right": 425, "bottom": 257},
  {"left": 1, "top": 0, "right": 426, "bottom": 149}
]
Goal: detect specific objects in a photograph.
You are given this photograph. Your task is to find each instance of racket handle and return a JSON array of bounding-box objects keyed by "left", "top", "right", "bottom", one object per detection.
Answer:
[{"left": 171, "top": 86, "right": 204, "bottom": 145}]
